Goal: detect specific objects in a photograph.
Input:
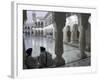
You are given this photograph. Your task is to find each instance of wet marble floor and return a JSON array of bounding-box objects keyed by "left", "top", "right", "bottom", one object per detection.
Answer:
[{"left": 24, "top": 35, "right": 90, "bottom": 64}]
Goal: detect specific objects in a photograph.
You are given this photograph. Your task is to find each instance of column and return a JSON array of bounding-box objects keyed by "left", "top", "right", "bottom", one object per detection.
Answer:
[
  {"left": 37, "top": 30, "right": 39, "bottom": 36},
  {"left": 66, "top": 26, "right": 71, "bottom": 42},
  {"left": 54, "top": 12, "right": 66, "bottom": 66},
  {"left": 85, "top": 22, "right": 91, "bottom": 52},
  {"left": 71, "top": 24, "right": 78, "bottom": 43},
  {"left": 78, "top": 14, "right": 90, "bottom": 59}
]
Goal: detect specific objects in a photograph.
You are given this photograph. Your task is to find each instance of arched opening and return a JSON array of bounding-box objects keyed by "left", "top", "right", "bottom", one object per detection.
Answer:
[
  {"left": 28, "top": 31, "right": 30, "bottom": 35},
  {"left": 77, "top": 30, "right": 80, "bottom": 41},
  {"left": 41, "top": 22, "right": 43, "bottom": 27},
  {"left": 28, "top": 26, "right": 30, "bottom": 30},
  {"left": 38, "top": 30, "right": 40, "bottom": 36},
  {"left": 25, "top": 26, "right": 27, "bottom": 29},
  {"left": 71, "top": 24, "right": 79, "bottom": 43},
  {"left": 38, "top": 22, "right": 40, "bottom": 27}
]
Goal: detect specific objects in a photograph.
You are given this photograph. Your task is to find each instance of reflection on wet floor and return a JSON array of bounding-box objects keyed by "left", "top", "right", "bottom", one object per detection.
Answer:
[{"left": 24, "top": 35, "right": 90, "bottom": 64}]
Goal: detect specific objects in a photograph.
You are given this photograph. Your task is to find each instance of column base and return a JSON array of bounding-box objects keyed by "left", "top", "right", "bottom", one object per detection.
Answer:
[
  {"left": 54, "top": 57, "right": 65, "bottom": 67},
  {"left": 81, "top": 52, "right": 87, "bottom": 59}
]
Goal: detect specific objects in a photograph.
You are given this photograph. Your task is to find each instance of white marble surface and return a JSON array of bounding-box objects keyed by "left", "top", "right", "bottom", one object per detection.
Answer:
[{"left": 24, "top": 35, "right": 90, "bottom": 64}]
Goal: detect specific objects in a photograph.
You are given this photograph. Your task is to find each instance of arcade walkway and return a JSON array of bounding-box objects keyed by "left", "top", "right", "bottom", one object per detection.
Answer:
[{"left": 24, "top": 35, "right": 90, "bottom": 64}]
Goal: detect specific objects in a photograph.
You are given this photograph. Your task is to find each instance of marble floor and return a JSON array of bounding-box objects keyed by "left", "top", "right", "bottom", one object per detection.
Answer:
[{"left": 24, "top": 35, "right": 90, "bottom": 64}]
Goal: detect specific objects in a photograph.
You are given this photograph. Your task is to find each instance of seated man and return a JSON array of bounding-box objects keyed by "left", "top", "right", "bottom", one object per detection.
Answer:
[
  {"left": 25, "top": 48, "right": 38, "bottom": 69},
  {"left": 39, "top": 47, "right": 53, "bottom": 68}
]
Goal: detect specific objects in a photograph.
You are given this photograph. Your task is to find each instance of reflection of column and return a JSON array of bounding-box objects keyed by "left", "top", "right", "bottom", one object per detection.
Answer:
[
  {"left": 37, "top": 30, "right": 39, "bottom": 36},
  {"left": 33, "top": 29, "right": 35, "bottom": 36},
  {"left": 40, "top": 30, "right": 42, "bottom": 36},
  {"left": 39, "top": 30, "right": 41, "bottom": 36},
  {"left": 32, "top": 29, "right": 33, "bottom": 36},
  {"left": 30, "top": 26, "right": 32, "bottom": 36},
  {"left": 24, "top": 37, "right": 32, "bottom": 51},
  {"left": 43, "top": 29, "right": 46, "bottom": 37},
  {"left": 38, "top": 30, "right": 39, "bottom": 36},
  {"left": 54, "top": 12, "right": 66, "bottom": 66},
  {"left": 78, "top": 14, "right": 90, "bottom": 59},
  {"left": 35, "top": 30, "right": 37, "bottom": 36}
]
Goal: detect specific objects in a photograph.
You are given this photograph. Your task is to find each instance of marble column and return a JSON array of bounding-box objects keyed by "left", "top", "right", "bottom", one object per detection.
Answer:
[
  {"left": 54, "top": 12, "right": 66, "bottom": 66},
  {"left": 78, "top": 14, "right": 90, "bottom": 59},
  {"left": 71, "top": 24, "right": 78, "bottom": 43},
  {"left": 23, "top": 31, "right": 26, "bottom": 68},
  {"left": 85, "top": 23, "right": 91, "bottom": 52},
  {"left": 66, "top": 26, "right": 71, "bottom": 42}
]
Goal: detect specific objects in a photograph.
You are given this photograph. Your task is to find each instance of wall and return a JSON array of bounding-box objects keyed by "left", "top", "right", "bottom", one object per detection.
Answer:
[{"left": 0, "top": 0, "right": 100, "bottom": 80}]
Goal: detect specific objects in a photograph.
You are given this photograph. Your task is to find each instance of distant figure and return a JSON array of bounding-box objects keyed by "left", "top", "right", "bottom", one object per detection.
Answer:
[
  {"left": 39, "top": 47, "right": 53, "bottom": 68},
  {"left": 25, "top": 48, "right": 38, "bottom": 69}
]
